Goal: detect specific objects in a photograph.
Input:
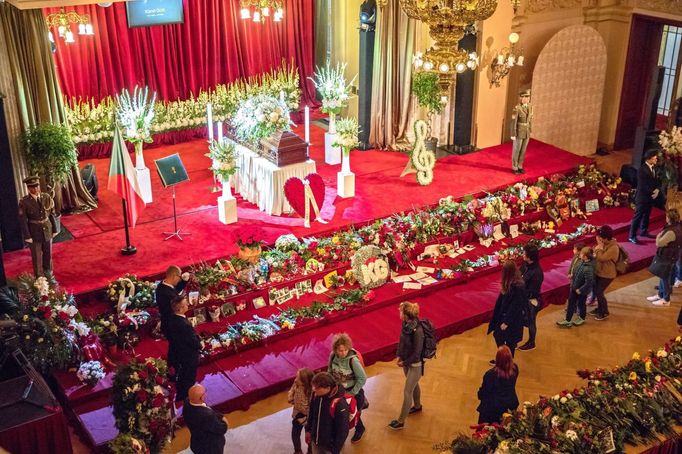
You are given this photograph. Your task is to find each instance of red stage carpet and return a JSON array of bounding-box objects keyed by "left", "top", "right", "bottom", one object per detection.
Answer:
[
  {"left": 60, "top": 207, "right": 662, "bottom": 450},
  {"left": 3, "top": 124, "right": 591, "bottom": 295}
]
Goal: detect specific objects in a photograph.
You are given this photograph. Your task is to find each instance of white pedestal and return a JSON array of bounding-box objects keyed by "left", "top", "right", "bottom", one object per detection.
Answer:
[
  {"left": 218, "top": 196, "right": 237, "bottom": 224},
  {"left": 337, "top": 171, "right": 355, "bottom": 198},
  {"left": 135, "top": 167, "right": 153, "bottom": 204},
  {"left": 325, "top": 132, "right": 342, "bottom": 165}
]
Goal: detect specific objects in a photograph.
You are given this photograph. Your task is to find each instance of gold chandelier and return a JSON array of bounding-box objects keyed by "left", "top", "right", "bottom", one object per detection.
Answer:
[
  {"left": 399, "top": 0, "right": 498, "bottom": 90},
  {"left": 45, "top": 8, "right": 94, "bottom": 44},
  {"left": 240, "top": 0, "right": 284, "bottom": 22}
]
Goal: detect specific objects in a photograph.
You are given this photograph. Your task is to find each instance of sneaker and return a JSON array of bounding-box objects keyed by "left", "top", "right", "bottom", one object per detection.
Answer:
[
  {"left": 388, "top": 420, "right": 404, "bottom": 430},
  {"left": 593, "top": 313, "right": 609, "bottom": 321},
  {"left": 518, "top": 342, "right": 536, "bottom": 351},
  {"left": 589, "top": 308, "right": 600, "bottom": 315},
  {"left": 572, "top": 317, "right": 585, "bottom": 326},
  {"left": 629, "top": 237, "right": 640, "bottom": 245},
  {"left": 674, "top": 280, "right": 682, "bottom": 288},
  {"left": 652, "top": 299, "right": 671, "bottom": 306},
  {"left": 647, "top": 295, "right": 662, "bottom": 302},
  {"left": 556, "top": 319, "right": 572, "bottom": 327},
  {"left": 409, "top": 406, "right": 423, "bottom": 415},
  {"left": 351, "top": 426, "right": 365, "bottom": 443}
]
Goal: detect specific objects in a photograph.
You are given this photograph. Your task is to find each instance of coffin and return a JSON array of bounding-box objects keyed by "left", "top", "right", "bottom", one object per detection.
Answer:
[{"left": 260, "top": 131, "right": 309, "bottom": 167}]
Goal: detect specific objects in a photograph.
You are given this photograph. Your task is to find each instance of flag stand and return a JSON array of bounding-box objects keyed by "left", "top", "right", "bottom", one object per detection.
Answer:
[{"left": 121, "top": 199, "right": 137, "bottom": 255}]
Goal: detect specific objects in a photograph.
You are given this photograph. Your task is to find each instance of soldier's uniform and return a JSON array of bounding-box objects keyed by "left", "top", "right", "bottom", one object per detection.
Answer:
[
  {"left": 511, "top": 89, "right": 533, "bottom": 173},
  {"left": 18, "top": 176, "right": 58, "bottom": 277}
]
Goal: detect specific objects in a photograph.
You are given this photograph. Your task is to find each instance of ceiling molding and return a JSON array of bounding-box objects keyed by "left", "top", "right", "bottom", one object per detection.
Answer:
[{"left": 7, "top": 0, "right": 126, "bottom": 10}]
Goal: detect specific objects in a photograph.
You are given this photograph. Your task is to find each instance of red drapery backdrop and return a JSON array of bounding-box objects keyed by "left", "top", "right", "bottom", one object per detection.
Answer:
[{"left": 45, "top": 0, "right": 316, "bottom": 105}]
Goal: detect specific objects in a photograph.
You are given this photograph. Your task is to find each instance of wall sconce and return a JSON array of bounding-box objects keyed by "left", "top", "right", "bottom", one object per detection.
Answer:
[{"left": 489, "top": 32, "right": 524, "bottom": 87}]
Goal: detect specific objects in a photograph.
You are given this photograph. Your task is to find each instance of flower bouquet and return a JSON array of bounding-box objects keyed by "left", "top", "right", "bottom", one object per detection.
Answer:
[
  {"left": 332, "top": 117, "right": 360, "bottom": 154},
  {"left": 233, "top": 94, "right": 291, "bottom": 144},
  {"left": 309, "top": 63, "right": 356, "bottom": 118},
  {"left": 77, "top": 360, "right": 106, "bottom": 386},
  {"left": 235, "top": 225, "right": 266, "bottom": 263},
  {"left": 206, "top": 139, "right": 238, "bottom": 182}
]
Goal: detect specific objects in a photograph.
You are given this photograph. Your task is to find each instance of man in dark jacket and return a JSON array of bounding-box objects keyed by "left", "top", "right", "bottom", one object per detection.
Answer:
[
  {"left": 306, "top": 372, "right": 349, "bottom": 454},
  {"left": 156, "top": 265, "right": 189, "bottom": 337},
  {"left": 166, "top": 295, "right": 201, "bottom": 403},
  {"left": 629, "top": 149, "right": 661, "bottom": 244},
  {"left": 518, "top": 245, "right": 544, "bottom": 351},
  {"left": 183, "top": 384, "right": 228, "bottom": 454}
]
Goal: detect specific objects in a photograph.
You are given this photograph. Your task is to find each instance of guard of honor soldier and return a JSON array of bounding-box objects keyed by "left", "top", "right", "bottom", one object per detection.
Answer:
[
  {"left": 18, "top": 176, "right": 58, "bottom": 277},
  {"left": 510, "top": 89, "right": 533, "bottom": 175}
]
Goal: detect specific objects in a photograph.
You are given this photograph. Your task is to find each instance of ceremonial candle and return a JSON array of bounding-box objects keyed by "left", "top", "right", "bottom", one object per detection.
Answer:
[
  {"left": 497, "top": 55, "right": 504, "bottom": 65},
  {"left": 304, "top": 106, "right": 310, "bottom": 144},
  {"left": 517, "top": 56, "right": 524, "bottom": 66},
  {"left": 207, "top": 102, "right": 214, "bottom": 141},
  {"left": 217, "top": 121, "right": 223, "bottom": 142}
]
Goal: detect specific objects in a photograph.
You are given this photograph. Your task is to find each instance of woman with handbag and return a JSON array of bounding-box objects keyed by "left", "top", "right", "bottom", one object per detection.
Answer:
[{"left": 648, "top": 210, "right": 682, "bottom": 306}]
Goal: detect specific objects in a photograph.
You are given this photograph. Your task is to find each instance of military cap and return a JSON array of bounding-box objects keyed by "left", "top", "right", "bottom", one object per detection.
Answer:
[
  {"left": 23, "top": 176, "right": 40, "bottom": 187},
  {"left": 519, "top": 89, "right": 531, "bottom": 97}
]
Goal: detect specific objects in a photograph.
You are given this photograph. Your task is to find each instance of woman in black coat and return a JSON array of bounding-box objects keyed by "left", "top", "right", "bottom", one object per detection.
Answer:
[
  {"left": 488, "top": 260, "right": 527, "bottom": 357},
  {"left": 477, "top": 345, "right": 520, "bottom": 424}
]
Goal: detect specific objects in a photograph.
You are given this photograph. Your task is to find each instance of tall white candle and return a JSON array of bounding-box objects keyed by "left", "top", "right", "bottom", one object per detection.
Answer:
[
  {"left": 304, "top": 106, "right": 310, "bottom": 144},
  {"left": 207, "top": 102, "right": 214, "bottom": 142},
  {"left": 217, "top": 121, "right": 223, "bottom": 143}
]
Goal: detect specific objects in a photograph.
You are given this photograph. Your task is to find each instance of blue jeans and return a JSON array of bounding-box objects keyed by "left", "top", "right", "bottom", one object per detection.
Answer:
[
  {"left": 659, "top": 267, "right": 675, "bottom": 301},
  {"left": 675, "top": 258, "right": 682, "bottom": 282}
]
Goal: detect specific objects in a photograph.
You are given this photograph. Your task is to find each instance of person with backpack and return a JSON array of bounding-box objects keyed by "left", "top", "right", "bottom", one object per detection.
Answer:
[
  {"left": 476, "top": 345, "right": 519, "bottom": 424},
  {"left": 556, "top": 247, "right": 594, "bottom": 327},
  {"left": 388, "top": 301, "right": 425, "bottom": 430},
  {"left": 288, "top": 367, "right": 314, "bottom": 454},
  {"left": 591, "top": 225, "right": 619, "bottom": 321},
  {"left": 305, "top": 372, "right": 350, "bottom": 454},
  {"left": 488, "top": 260, "right": 527, "bottom": 358},
  {"left": 518, "top": 244, "right": 544, "bottom": 351},
  {"left": 647, "top": 209, "right": 682, "bottom": 306},
  {"left": 327, "top": 333, "right": 367, "bottom": 443}
]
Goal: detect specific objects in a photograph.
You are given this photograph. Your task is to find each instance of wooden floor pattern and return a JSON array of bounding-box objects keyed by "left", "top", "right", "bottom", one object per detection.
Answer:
[{"left": 161, "top": 269, "right": 682, "bottom": 454}]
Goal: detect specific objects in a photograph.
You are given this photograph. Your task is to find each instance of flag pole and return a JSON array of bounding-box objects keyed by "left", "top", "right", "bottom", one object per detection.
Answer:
[{"left": 121, "top": 199, "right": 137, "bottom": 255}]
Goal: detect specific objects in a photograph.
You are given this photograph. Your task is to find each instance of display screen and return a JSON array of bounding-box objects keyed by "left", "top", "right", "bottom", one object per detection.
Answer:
[{"left": 126, "top": 0, "right": 184, "bottom": 28}]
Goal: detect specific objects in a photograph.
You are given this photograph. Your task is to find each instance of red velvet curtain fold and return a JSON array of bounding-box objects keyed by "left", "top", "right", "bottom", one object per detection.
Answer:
[{"left": 45, "top": 0, "right": 316, "bottom": 105}]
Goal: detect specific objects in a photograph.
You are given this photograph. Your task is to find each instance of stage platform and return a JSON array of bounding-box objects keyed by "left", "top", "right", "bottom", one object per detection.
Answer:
[
  {"left": 58, "top": 206, "right": 662, "bottom": 450},
  {"left": 3, "top": 124, "right": 591, "bottom": 295}
]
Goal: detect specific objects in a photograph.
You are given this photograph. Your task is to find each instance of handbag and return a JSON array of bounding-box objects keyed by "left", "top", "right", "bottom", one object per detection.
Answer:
[{"left": 649, "top": 253, "right": 673, "bottom": 279}]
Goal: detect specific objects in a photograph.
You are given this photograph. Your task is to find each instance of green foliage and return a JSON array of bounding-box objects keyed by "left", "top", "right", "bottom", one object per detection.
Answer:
[
  {"left": 109, "top": 434, "right": 147, "bottom": 454},
  {"left": 412, "top": 72, "right": 444, "bottom": 115},
  {"left": 23, "top": 123, "right": 77, "bottom": 187}
]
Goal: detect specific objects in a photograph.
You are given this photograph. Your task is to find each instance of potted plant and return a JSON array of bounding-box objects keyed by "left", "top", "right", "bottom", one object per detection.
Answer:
[
  {"left": 23, "top": 122, "right": 79, "bottom": 219},
  {"left": 235, "top": 225, "right": 265, "bottom": 264},
  {"left": 412, "top": 71, "right": 445, "bottom": 151}
]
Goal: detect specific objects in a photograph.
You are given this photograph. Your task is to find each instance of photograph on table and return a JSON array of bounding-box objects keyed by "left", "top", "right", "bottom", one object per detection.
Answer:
[
  {"left": 220, "top": 302, "right": 236, "bottom": 317},
  {"left": 585, "top": 199, "right": 600, "bottom": 213},
  {"left": 188, "top": 291, "right": 200, "bottom": 306},
  {"left": 253, "top": 296, "right": 267, "bottom": 309},
  {"left": 194, "top": 307, "right": 207, "bottom": 324}
]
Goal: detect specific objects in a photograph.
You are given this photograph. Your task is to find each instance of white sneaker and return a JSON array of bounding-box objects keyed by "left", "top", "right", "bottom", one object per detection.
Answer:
[
  {"left": 647, "top": 295, "right": 662, "bottom": 302},
  {"left": 653, "top": 299, "right": 671, "bottom": 306},
  {"left": 675, "top": 280, "right": 682, "bottom": 288}
]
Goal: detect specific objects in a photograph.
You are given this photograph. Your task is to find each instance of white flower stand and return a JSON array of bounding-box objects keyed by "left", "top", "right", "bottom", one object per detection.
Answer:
[
  {"left": 218, "top": 176, "right": 237, "bottom": 224},
  {"left": 337, "top": 150, "right": 355, "bottom": 198},
  {"left": 324, "top": 114, "right": 342, "bottom": 165},
  {"left": 134, "top": 142, "right": 153, "bottom": 204}
]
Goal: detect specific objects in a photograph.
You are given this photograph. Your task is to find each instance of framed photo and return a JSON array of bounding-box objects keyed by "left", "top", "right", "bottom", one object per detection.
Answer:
[
  {"left": 253, "top": 296, "right": 267, "bottom": 309},
  {"left": 188, "top": 291, "right": 200, "bottom": 306},
  {"left": 269, "top": 288, "right": 280, "bottom": 304},
  {"left": 314, "top": 279, "right": 328, "bottom": 294},
  {"left": 509, "top": 224, "right": 519, "bottom": 238},
  {"left": 193, "top": 307, "right": 207, "bottom": 324},
  {"left": 323, "top": 271, "right": 338, "bottom": 288},
  {"left": 453, "top": 239, "right": 460, "bottom": 249},
  {"left": 585, "top": 199, "right": 600, "bottom": 213},
  {"left": 220, "top": 303, "right": 236, "bottom": 317},
  {"left": 570, "top": 198, "right": 580, "bottom": 213},
  {"left": 277, "top": 289, "right": 293, "bottom": 305},
  {"left": 295, "top": 281, "right": 307, "bottom": 295}
]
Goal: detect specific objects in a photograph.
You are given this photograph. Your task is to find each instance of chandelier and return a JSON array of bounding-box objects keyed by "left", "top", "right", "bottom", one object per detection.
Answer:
[
  {"left": 399, "top": 0, "right": 498, "bottom": 90},
  {"left": 240, "top": 0, "right": 284, "bottom": 22},
  {"left": 489, "top": 32, "right": 524, "bottom": 87},
  {"left": 45, "top": 8, "right": 94, "bottom": 44}
]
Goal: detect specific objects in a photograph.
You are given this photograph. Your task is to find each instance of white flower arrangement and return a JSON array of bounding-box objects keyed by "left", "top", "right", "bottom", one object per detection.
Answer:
[
  {"left": 77, "top": 360, "right": 106, "bottom": 386},
  {"left": 332, "top": 117, "right": 360, "bottom": 153},
  {"left": 309, "top": 63, "right": 356, "bottom": 115},
  {"left": 116, "top": 86, "right": 156, "bottom": 144},
  {"left": 233, "top": 94, "right": 292, "bottom": 143},
  {"left": 410, "top": 120, "right": 435, "bottom": 186},
  {"left": 206, "top": 139, "right": 238, "bottom": 181},
  {"left": 659, "top": 126, "right": 682, "bottom": 156},
  {"left": 34, "top": 277, "right": 49, "bottom": 297}
]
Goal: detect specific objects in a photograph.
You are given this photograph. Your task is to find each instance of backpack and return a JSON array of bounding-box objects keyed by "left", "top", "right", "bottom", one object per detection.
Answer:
[
  {"left": 615, "top": 245, "right": 629, "bottom": 275},
  {"left": 330, "top": 392, "right": 359, "bottom": 429},
  {"left": 420, "top": 319, "right": 437, "bottom": 360}
]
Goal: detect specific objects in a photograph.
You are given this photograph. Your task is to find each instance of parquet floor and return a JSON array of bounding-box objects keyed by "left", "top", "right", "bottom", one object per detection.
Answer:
[{"left": 164, "top": 269, "right": 682, "bottom": 454}]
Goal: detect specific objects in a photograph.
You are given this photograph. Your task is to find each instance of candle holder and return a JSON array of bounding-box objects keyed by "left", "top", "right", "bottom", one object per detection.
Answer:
[{"left": 489, "top": 32, "right": 524, "bottom": 88}]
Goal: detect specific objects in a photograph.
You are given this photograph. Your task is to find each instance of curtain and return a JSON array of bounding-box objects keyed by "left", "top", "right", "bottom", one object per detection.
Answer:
[
  {"left": 369, "top": 0, "right": 415, "bottom": 150},
  {"left": 0, "top": 4, "right": 97, "bottom": 214},
  {"left": 47, "top": 0, "right": 316, "bottom": 106}
]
